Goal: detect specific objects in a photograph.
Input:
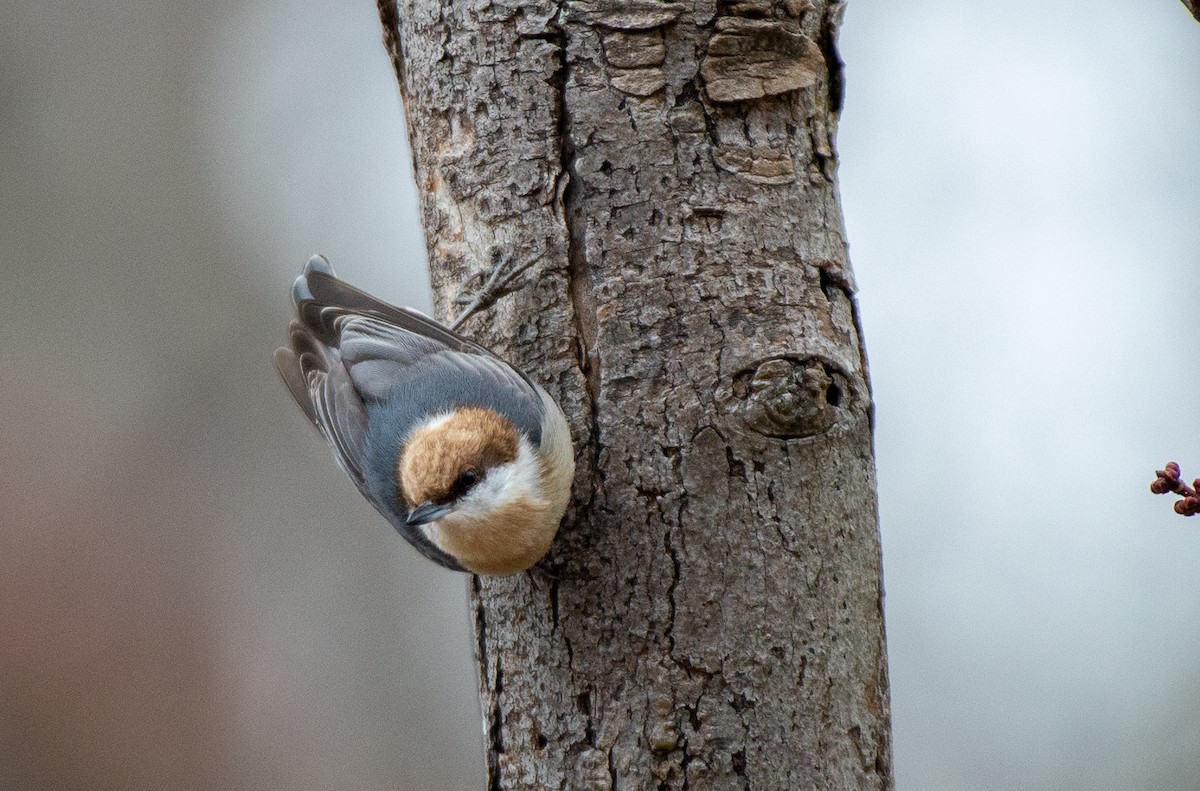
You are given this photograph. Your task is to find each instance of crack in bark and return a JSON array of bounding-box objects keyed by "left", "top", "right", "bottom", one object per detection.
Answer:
[
  {"left": 548, "top": 5, "right": 605, "bottom": 517},
  {"left": 543, "top": 14, "right": 611, "bottom": 784},
  {"left": 679, "top": 736, "right": 692, "bottom": 791},
  {"left": 578, "top": 688, "right": 597, "bottom": 746},
  {"left": 846, "top": 293, "right": 875, "bottom": 436},
  {"left": 663, "top": 528, "right": 681, "bottom": 658},
  {"left": 549, "top": 576, "right": 561, "bottom": 631},
  {"left": 473, "top": 575, "right": 504, "bottom": 791}
]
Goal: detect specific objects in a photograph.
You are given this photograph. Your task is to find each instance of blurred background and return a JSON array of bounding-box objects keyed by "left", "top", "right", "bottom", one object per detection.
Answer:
[{"left": 0, "top": 1, "right": 1195, "bottom": 789}]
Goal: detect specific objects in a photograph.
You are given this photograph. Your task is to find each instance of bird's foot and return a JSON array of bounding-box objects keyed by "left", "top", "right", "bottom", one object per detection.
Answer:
[{"left": 449, "top": 249, "right": 533, "bottom": 332}]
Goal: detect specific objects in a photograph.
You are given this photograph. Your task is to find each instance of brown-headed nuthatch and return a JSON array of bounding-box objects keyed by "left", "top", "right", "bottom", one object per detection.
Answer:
[{"left": 275, "top": 256, "right": 574, "bottom": 574}]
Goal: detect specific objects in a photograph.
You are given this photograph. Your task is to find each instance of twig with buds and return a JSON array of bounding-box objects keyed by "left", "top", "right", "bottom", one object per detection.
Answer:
[{"left": 1151, "top": 462, "right": 1200, "bottom": 516}]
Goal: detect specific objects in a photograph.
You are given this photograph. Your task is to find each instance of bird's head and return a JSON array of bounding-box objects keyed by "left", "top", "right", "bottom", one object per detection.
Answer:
[{"left": 397, "top": 406, "right": 558, "bottom": 574}]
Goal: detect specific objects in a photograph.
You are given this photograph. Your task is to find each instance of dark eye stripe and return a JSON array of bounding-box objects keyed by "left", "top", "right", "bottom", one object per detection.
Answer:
[{"left": 450, "top": 468, "right": 480, "bottom": 500}]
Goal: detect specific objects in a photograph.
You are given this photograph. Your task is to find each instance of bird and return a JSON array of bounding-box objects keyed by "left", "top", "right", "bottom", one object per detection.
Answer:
[{"left": 274, "top": 255, "right": 575, "bottom": 575}]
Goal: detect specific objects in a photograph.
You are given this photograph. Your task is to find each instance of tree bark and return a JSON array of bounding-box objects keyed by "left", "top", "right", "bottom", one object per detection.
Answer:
[{"left": 377, "top": 1, "right": 892, "bottom": 788}]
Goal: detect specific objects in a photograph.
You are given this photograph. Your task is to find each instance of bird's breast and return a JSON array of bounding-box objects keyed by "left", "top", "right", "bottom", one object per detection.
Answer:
[{"left": 426, "top": 496, "right": 557, "bottom": 575}]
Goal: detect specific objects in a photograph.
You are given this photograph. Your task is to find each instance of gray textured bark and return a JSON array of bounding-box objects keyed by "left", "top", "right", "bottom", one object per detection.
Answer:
[{"left": 377, "top": 1, "right": 892, "bottom": 788}]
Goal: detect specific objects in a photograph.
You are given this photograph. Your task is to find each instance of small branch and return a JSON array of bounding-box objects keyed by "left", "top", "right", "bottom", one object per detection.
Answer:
[
  {"left": 1183, "top": 0, "right": 1200, "bottom": 24},
  {"left": 1150, "top": 461, "right": 1200, "bottom": 516}
]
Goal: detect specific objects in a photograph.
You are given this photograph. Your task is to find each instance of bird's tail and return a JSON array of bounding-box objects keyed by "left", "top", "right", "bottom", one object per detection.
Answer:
[{"left": 274, "top": 255, "right": 339, "bottom": 424}]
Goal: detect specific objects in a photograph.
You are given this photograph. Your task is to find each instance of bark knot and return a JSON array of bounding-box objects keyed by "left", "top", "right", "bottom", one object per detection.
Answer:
[{"left": 731, "top": 357, "right": 847, "bottom": 438}]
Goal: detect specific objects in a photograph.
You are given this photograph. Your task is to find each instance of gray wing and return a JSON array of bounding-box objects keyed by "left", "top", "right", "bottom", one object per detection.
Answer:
[{"left": 274, "top": 255, "right": 545, "bottom": 571}]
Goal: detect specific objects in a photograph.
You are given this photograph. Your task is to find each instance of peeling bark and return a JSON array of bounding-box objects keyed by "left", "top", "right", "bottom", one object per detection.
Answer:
[{"left": 378, "top": 1, "right": 892, "bottom": 788}]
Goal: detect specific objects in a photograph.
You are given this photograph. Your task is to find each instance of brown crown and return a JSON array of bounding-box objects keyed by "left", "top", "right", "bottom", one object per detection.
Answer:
[{"left": 397, "top": 407, "right": 520, "bottom": 507}]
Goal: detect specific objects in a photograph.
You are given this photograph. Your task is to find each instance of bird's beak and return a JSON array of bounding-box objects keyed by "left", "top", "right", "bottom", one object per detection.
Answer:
[{"left": 406, "top": 501, "right": 452, "bottom": 526}]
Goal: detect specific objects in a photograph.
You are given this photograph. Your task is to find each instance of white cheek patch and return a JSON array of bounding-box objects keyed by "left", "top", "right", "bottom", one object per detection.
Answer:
[{"left": 453, "top": 437, "right": 545, "bottom": 522}]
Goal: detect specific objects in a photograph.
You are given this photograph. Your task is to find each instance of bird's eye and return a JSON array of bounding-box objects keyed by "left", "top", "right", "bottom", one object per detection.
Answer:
[{"left": 456, "top": 468, "right": 479, "bottom": 493}]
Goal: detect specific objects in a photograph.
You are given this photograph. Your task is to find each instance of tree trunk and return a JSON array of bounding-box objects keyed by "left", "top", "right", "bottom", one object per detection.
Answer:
[{"left": 377, "top": 1, "right": 892, "bottom": 788}]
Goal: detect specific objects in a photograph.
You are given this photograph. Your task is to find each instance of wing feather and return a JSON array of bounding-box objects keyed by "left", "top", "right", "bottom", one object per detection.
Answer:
[{"left": 304, "top": 270, "right": 489, "bottom": 355}]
